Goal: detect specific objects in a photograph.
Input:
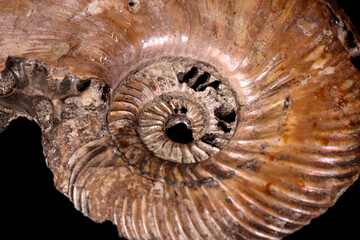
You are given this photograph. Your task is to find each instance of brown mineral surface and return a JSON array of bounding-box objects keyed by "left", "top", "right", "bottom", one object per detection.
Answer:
[{"left": 0, "top": 1, "right": 359, "bottom": 239}]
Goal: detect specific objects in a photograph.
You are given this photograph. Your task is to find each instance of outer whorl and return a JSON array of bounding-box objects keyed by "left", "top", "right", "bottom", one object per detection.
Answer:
[{"left": 0, "top": 0, "right": 359, "bottom": 239}]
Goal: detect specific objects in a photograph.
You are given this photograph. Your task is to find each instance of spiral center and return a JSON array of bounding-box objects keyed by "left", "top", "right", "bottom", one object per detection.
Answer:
[
  {"left": 165, "top": 114, "right": 194, "bottom": 144},
  {"left": 110, "top": 57, "right": 239, "bottom": 164}
]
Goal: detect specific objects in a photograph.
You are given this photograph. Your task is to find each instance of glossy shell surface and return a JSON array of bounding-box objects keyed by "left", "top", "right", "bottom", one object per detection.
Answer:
[{"left": 0, "top": 0, "right": 359, "bottom": 239}]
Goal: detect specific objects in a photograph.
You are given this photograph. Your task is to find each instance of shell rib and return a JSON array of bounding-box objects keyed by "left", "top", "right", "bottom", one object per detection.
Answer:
[{"left": 0, "top": 0, "right": 360, "bottom": 240}]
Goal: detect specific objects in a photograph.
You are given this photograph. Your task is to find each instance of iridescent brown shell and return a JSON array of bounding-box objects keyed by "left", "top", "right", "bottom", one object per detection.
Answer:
[{"left": 0, "top": 0, "right": 359, "bottom": 239}]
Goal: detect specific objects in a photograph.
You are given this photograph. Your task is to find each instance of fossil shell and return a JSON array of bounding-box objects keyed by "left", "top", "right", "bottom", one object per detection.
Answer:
[{"left": 0, "top": 0, "right": 360, "bottom": 239}]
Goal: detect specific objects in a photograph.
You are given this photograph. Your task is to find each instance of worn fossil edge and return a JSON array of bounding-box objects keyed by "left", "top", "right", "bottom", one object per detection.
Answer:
[
  {"left": 325, "top": 0, "right": 360, "bottom": 57},
  {"left": 0, "top": 56, "right": 110, "bottom": 132}
]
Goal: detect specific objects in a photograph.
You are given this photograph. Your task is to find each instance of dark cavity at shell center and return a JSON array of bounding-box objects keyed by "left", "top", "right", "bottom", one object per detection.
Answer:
[{"left": 110, "top": 57, "right": 239, "bottom": 164}]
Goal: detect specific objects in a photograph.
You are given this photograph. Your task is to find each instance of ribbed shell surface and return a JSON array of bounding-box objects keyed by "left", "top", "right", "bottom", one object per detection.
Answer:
[{"left": 0, "top": 0, "right": 359, "bottom": 240}]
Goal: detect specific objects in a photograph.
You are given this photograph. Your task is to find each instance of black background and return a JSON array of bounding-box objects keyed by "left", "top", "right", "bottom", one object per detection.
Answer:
[{"left": 1, "top": 1, "right": 359, "bottom": 239}]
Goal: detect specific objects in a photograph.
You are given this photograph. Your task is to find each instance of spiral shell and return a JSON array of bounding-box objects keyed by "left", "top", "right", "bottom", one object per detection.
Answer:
[{"left": 0, "top": 0, "right": 360, "bottom": 239}]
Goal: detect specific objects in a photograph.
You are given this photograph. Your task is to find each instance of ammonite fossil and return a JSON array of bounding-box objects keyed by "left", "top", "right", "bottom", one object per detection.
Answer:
[{"left": 0, "top": 0, "right": 359, "bottom": 239}]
